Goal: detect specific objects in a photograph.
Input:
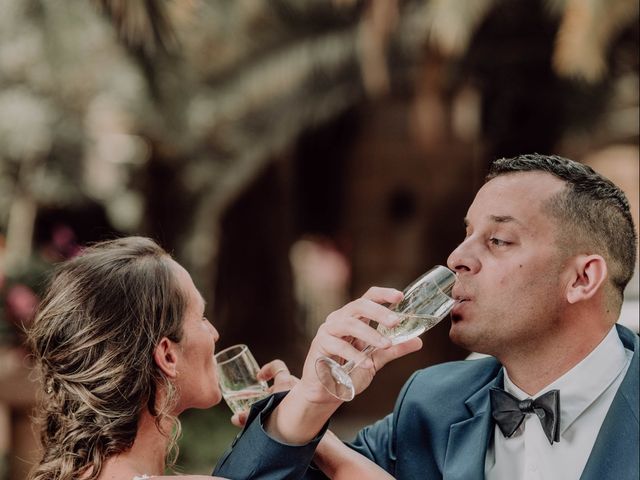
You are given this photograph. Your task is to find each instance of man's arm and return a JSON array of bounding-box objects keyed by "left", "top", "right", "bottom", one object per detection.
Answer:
[
  {"left": 213, "top": 392, "right": 327, "bottom": 479},
  {"left": 213, "top": 287, "right": 422, "bottom": 479},
  {"left": 262, "top": 287, "right": 421, "bottom": 446}
]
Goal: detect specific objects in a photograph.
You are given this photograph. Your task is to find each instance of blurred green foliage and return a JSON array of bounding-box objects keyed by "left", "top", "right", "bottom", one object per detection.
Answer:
[{"left": 176, "top": 405, "right": 238, "bottom": 474}]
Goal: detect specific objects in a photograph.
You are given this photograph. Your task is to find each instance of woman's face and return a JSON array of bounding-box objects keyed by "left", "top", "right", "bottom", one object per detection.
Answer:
[{"left": 169, "top": 259, "right": 222, "bottom": 411}]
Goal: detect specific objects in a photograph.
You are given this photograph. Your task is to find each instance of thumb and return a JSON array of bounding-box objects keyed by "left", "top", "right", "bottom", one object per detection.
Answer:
[{"left": 231, "top": 411, "right": 249, "bottom": 428}]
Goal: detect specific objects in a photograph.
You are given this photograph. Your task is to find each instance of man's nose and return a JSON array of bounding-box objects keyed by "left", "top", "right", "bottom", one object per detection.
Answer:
[{"left": 447, "top": 240, "right": 479, "bottom": 274}]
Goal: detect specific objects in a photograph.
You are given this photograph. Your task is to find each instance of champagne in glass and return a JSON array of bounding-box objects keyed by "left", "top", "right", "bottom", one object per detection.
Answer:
[
  {"left": 315, "top": 265, "right": 456, "bottom": 401},
  {"left": 216, "top": 344, "right": 270, "bottom": 414},
  {"left": 222, "top": 385, "right": 273, "bottom": 413}
]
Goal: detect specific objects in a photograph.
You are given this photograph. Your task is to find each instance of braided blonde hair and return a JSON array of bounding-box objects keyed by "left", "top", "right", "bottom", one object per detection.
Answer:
[{"left": 28, "top": 237, "right": 187, "bottom": 480}]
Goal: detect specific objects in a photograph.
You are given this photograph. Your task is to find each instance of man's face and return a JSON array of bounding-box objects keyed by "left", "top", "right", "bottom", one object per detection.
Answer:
[{"left": 446, "top": 171, "right": 570, "bottom": 358}]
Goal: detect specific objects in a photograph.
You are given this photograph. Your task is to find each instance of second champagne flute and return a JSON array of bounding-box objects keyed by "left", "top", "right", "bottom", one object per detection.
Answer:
[{"left": 215, "top": 344, "right": 270, "bottom": 415}]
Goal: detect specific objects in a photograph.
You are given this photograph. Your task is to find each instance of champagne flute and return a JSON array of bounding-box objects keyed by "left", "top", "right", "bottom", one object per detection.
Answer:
[
  {"left": 315, "top": 265, "right": 456, "bottom": 401},
  {"left": 216, "top": 344, "right": 270, "bottom": 414}
]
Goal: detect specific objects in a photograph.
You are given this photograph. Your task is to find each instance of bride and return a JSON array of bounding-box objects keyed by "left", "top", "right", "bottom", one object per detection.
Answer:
[{"left": 27, "top": 237, "right": 395, "bottom": 480}]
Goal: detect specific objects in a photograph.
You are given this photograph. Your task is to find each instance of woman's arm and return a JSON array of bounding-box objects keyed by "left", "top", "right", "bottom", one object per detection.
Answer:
[{"left": 314, "top": 430, "right": 394, "bottom": 480}]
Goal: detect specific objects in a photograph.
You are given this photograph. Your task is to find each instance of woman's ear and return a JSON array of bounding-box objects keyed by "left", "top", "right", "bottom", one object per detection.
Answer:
[
  {"left": 154, "top": 337, "right": 179, "bottom": 378},
  {"left": 566, "top": 254, "right": 608, "bottom": 304}
]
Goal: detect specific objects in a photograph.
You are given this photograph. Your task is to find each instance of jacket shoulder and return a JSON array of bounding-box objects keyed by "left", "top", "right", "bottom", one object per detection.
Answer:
[
  {"left": 397, "top": 357, "right": 501, "bottom": 409},
  {"left": 412, "top": 357, "right": 502, "bottom": 396}
]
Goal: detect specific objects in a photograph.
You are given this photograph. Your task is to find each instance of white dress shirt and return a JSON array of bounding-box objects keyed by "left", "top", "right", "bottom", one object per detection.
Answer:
[{"left": 485, "top": 326, "right": 633, "bottom": 480}]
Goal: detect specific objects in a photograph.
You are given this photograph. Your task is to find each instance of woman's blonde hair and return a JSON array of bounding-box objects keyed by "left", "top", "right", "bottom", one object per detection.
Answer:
[{"left": 28, "top": 236, "right": 187, "bottom": 480}]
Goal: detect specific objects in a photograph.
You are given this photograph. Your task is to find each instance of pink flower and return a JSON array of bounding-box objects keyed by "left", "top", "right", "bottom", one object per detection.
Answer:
[{"left": 6, "top": 284, "right": 39, "bottom": 326}]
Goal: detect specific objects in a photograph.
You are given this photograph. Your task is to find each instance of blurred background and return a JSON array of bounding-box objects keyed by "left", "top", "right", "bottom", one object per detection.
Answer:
[{"left": 0, "top": 0, "right": 637, "bottom": 478}]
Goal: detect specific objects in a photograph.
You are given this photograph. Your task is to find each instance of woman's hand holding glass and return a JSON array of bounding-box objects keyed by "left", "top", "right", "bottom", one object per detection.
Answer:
[
  {"left": 216, "top": 344, "right": 299, "bottom": 423},
  {"left": 229, "top": 359, "right": 299, "bottom": 427}
]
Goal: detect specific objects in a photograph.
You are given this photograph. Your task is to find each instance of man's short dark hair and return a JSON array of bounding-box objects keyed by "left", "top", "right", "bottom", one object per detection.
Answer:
[{"left": 487, "top": 153, "right": 637, "bottom": 304}]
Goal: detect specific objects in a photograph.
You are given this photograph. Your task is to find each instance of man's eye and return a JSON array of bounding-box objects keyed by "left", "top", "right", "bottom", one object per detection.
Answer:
[{"left": 489, "top": 237, "right": 509, "bottom": 247}]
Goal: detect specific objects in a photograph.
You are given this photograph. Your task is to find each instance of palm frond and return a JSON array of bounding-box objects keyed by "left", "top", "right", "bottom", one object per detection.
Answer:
[
  {"left": 94, "top": 0, "right": 183, "bottom": 55},
  {"left": 553, "top": 0, "right": 639, "bottom": 82},
  {"left": 358, "top": 0, "right": 399, "bottom": 96},
  {"left": 422, "top": 0, "right": 497, "bottom": 57}
]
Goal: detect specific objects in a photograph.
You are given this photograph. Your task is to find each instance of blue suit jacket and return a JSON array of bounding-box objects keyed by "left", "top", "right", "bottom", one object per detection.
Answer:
[{"left": 215, "top": 325, "right": 639, "bottom": 479}]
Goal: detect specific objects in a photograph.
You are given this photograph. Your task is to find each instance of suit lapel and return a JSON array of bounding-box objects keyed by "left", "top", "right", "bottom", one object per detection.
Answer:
[
  {"left": 443, "top": 369, "right": 504, "bottom": 480},
  {"left": 580, "top": 326, "right": 639, "bottom": 480}
]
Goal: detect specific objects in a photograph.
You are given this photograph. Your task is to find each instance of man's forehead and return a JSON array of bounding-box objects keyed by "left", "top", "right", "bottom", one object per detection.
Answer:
[
  {"left": 485, "top": 170, "right": 566, "bottom": 192},
  {"left": 466, "top": 172, "right": 565, "bottom": 225},
  {"left": 481, "top": 172, "right": 564, "bottom": 201}
]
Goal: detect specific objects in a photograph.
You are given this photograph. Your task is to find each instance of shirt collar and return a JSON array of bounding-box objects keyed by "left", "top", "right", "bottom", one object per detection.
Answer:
[{"left": 503, "top": 326, "right": 629, "bottom": 434}]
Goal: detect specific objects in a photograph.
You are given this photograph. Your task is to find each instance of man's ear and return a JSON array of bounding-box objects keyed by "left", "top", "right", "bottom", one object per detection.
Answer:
[
  {"left": 154, "top": 337, "right": 179, "bottom": 378},
  {"left": 566, "top": 254, "right": 607, "bottom": 304}
]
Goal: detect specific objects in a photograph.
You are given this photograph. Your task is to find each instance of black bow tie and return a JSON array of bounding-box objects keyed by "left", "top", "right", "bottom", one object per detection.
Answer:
[{"left": 490, "top": 387, "right": 561, "bottom": 445}]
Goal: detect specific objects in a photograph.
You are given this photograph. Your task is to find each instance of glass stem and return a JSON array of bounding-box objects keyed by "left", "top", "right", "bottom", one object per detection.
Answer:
[{"left": 342, "top": 344, "right": 377, "bottom": 375}]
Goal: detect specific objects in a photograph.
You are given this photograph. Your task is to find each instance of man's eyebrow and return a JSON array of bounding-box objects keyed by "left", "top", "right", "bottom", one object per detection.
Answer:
[
  {"left": 491, "top": 215, "right": 530, "bottom": 230},
  {"left": 490, "top": 215, "right": 519, "bottom": 224},
  {"left": 463, "top": 215, "right": 524, "bottom": 226}
]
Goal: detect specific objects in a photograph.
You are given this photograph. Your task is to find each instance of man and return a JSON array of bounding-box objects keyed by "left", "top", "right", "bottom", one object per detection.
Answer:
[{"left": 215, "top": 154, "right": 639, "bottom": 479}]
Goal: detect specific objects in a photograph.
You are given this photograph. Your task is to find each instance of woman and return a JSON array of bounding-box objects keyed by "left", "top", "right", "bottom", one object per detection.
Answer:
[{"left": 27, "top": 236, "right": 394, "bottom": 480}]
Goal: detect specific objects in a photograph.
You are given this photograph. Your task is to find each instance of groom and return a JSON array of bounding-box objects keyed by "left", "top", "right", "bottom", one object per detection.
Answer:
[{"left": 215, "top": 154, "right": 639, "bottom": 479}]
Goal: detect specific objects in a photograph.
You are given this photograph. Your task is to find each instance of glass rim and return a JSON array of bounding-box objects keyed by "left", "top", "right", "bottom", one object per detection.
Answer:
[
  {"left": 215, "top": 344, "right": 249, "bottom": 365},
  {"left": 404, "top": 265, "right": 455, "bottom": 295}
]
